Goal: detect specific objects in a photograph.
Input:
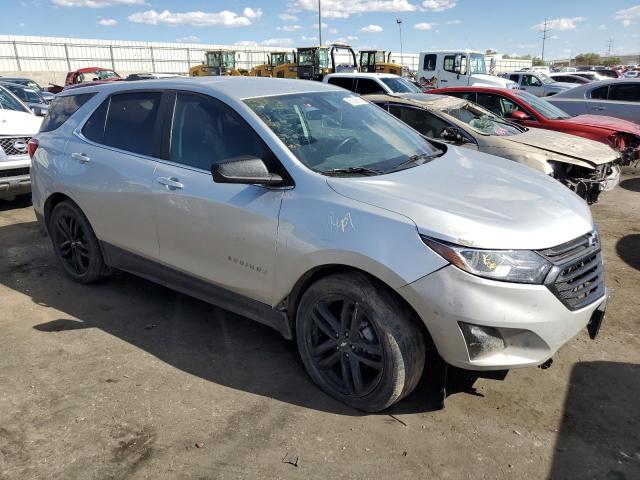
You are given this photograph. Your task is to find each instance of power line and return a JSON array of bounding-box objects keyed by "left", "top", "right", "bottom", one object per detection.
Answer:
[
  {"left": 540, "top": 18, "right": 551, "bottom": 62},
  {"left": 605, "top": 37, "right": 614, "bottom": 57}
]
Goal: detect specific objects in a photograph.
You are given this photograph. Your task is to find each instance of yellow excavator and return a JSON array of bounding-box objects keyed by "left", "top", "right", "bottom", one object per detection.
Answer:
[
  {"left": 359, "top": 50, "right": 403, "bottom": 75},
  {"left": 249, "top": 51, "right": 297, "bottom": 78},
  {"left": 296, "top": 43, "right": 358, "bottom": 81},
  {"left": 189, "top": 50, "right": 245, "bottom": 76}
]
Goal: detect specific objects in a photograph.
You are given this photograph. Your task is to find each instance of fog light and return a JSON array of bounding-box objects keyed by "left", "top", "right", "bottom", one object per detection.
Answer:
[{"left": 459, "top": 322, "right": 506, "bottom": 360}]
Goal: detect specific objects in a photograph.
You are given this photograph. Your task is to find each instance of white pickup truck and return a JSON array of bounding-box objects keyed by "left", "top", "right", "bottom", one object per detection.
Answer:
[{"left": 417, "top": 50, "right": 517, "bottom": 89}]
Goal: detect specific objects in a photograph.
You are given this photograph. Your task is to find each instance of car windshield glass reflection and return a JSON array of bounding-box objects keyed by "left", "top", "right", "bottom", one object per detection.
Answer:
[
  {"left": 381, "top": 77, "right": 422, "bottom": 93},
  {"left": 245, "top": 91, "right": 442, "bottom": 175},
  {"left": 515, "top": 91, "right": 571, "bottom": 120},
  {"left": 443, "top": 101, "right": 521, "bottom": 136}
]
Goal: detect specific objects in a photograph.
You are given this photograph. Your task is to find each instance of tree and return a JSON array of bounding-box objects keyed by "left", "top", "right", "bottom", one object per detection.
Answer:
[
  {"left": 574, "top": 53, "right": 601, "bottom": 66},
  {"left": 603, "top": 56, "right": 621, "bottom": 67},
  {"left": 485, "top": 49, "right": 498, "bottom": 55},
  {"left": 532, "top": 57, "right": 546, "bottom": 66}
]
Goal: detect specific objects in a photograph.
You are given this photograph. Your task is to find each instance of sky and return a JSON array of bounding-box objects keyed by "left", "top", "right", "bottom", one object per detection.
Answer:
[{"left": 4, "top": 1, "right": 640, "bottom": 59}]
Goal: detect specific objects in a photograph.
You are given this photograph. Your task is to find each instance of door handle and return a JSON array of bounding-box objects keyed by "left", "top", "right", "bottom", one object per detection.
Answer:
[
  {"left": 440, "top": 79, "right": 448, "bottom": 82},
  {"left": 71, "top": 152, "right": 90, "bottom": 164},
  {"left": 156, "top": 176, "right": 184, "bottom": 190}
]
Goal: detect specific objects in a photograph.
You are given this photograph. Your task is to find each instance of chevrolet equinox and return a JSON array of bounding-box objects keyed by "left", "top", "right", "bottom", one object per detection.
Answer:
[{"left": 30, "top": 78, "right": 607, "bottom": 412}]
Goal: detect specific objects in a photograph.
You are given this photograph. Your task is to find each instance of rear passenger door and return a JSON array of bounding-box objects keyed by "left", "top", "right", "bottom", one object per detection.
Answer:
[
  {"left": 152, "top": 91, "right": 285, "bottom": 305},
  {"left": 354, "top": 78, "right": 386, "bottom": 95},
  {"left": 65, "top": 90, "right": 164, "bottom": 259},
  {"left": 326, "top": 76, "right": 356, "bottom": 93}
]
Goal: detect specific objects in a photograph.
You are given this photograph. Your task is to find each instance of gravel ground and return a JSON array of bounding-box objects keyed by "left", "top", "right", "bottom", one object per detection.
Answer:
[{"left": 0, "top": 169, "right": 639, "bottom": 480}]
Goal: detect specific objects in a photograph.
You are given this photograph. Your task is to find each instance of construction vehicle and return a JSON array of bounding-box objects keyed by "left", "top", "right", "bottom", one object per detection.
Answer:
[
  {"left": 189, "top": 50, "right": 245, "bottom": 77},
  {"left": 296, "top": 43, "right": 357, "bottom": 81},
  {"left": 359, "top": 50, "right": 403, "bottom": 76},
  {"left": 249, "top": 51, "right": 297, "bottom": 78}
]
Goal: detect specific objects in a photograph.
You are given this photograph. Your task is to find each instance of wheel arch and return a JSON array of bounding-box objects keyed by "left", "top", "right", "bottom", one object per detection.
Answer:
[
  {"left": 43, "top": 192, "right": 77, "bottom": 229},
  {"left": 281, "top": 263, "right": 436, "bottom": 350}
]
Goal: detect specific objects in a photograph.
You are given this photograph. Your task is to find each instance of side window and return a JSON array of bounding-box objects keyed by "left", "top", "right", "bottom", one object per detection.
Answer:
[
  {"left": 102, "top": 91, "right": 162, "bottom": 156},
  {"left": 443, "top": 55, "right": 456, "bottom": 73},
  {"left": 327, "top": 77, "right": 355, "bottom": 92},
  {"left": 169, "top": 93, "right": 268, "bottom": 171},
  {"left": 591, "top": 86, "right": 609, "bottom": 99},
  {"left": 388, "top": 104, "right": 450, "bottom": 139},
  {"left": 608, "top": 84, "right": 640, "bottom": 102},
  {"left": 509, "top": 74, "right": 520, "bottom": 83},
  {"left": 354, "top": 78, "right": 385, "bottom": 95},
  {"left": 423, "top": 54, "right": 437, "bottom": 71},
  {"left": 476, "top": 93, "right": 505, "bottom": 116},
  {"left": 448, "top": 91, "right": 476, "bottom": 102},
  {"left": 39, "top": 93, "right": 96, "bottom": 132},
  {"left": 82, "top": 98, "right": 109, "bottom": 143},
  {"left": 529, "top": 75, "right": 542, "bottom": 87}
]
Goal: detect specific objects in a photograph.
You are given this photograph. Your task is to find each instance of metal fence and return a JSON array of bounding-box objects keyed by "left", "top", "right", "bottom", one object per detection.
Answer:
[{"left": 0, "top": 35, "right": 421, "bottom": 74}]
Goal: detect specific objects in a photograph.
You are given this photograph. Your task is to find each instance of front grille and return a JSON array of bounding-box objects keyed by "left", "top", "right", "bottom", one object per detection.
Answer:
[
  {"left": 538, "top": 231, "right": 605, "bottom": 310},
  {"left": 0, "top": 136, "right": 31, "bottom": 157},
  {"left": 0, "top": 167, "right": 30, "bottom": 178}
]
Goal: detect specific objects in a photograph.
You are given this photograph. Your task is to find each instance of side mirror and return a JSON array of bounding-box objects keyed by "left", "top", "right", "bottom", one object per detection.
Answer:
[
  {"left": 440, "top": 126, "right": 466, "bottom": 143},
  {"left": 509, "top": 110, "right": 530, "bottom": 121},
  {"left": 211, "top": 156, "right": 283, "bottom": 186}
]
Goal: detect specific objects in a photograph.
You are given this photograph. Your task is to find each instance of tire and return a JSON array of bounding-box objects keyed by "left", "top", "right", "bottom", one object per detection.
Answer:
[
  {"left": 48, "top": 200, "right": 109, "bottom": 284},
  {"left": 296, "top": 272, "right": 426, "bottom": 412}
]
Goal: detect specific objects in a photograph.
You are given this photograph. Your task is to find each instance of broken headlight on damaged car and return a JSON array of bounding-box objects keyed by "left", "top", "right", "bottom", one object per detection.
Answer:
[{"left": 422, "top": 237, "right": 552, "bottom": 284}]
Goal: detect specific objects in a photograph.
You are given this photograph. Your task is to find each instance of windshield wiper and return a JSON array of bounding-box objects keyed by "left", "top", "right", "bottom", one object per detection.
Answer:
[
  {"left": 390, "top": 151, "right": 443, "bottom": 172},
  {"left": 323, "top": 166, "right": 384, "bottom": 176}
]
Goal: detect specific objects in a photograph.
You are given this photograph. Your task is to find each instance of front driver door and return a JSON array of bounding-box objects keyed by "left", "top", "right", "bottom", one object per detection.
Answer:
[{"left": 152, "top": 92, "right": 285, "bottom": 305}]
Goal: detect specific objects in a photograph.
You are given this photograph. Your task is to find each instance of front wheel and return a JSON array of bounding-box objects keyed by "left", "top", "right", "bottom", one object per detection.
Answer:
[{"left": 296, "top": 273, "right": 426, "bottom": 412}]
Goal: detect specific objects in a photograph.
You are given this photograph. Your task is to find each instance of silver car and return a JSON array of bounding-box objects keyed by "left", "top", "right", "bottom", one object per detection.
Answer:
[
  {"left": 31, "top": 78, "right": 607, "bottom": 412},
  {"left": 547, "top": 79, "right": 640, "bottom": 122}
]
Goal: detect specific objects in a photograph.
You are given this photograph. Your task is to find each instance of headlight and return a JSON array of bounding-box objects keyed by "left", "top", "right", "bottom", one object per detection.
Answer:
[{"left": 421, "top": 236, "right": 552, "bottom": 284}]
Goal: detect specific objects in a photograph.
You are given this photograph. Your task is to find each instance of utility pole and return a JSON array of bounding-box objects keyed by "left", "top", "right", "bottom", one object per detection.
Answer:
[
  {"left": 396, "top": 17, "right": 403, "bottom": 66},
  {"left": 605, "top": 37, "right": 613, "bottom": 57},
  {"left": 540, "top": 18, "right": 550, "bottom": 62},
  {"left": 318, "top": 0, "right": 322, "bottom": 46}
]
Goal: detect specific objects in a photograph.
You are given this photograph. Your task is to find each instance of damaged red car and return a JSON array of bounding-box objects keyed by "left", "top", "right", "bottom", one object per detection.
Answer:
[
  {"left": 47, "top": 67, "right": 121, "bottom": 94},
  {"left": 430, "top": 86, "right": 640, "bottom": 165}
]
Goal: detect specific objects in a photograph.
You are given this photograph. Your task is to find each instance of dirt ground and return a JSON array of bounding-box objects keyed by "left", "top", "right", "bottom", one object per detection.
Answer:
[{"left": 1, "top": 169, "right": 639, "bottom": 480}]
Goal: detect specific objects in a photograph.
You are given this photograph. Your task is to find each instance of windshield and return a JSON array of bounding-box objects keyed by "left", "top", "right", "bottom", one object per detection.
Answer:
[
  {"left": 318, "top": 49, "right": 329, "bottom": 69},
  {"left": 515, "top": 91, "right": 570, "bottom": 120},
  {"left": 93, "top": 69, "right": 119, "bottom": 80},
  {"left": 4, "top": 85, "right": 42, "bottom": 103},
  {"left": 443, "top": 101, "right": 521, "bottom": 136},
  {"left": 375, "top": 51, "right": 386, "bottom": 62},
  {"left": 380, "top": 77, "right": 422, "bottom": 93},
  {"left": 0, "top": 86, "right": 30, "bottom": 112},
  {"left": 298, "top": 50, "right": 315, "bottom": 66},
  {"left": 469, "top": 54, "right": 486, "bottom": 74},
  {"left": 245, "top": 91, "right": 441, "bottom": 175},
  {"left": 222, "top": 52, "right": 236, "bottom": 69},
  {"left": 538, "top": 73, "right": 554, "bottom": 85}
]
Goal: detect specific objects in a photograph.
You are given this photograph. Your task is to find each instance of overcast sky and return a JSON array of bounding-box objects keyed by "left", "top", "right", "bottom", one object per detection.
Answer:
[{"left": 5, "top": 1, "right": 640, "bottom": 59}]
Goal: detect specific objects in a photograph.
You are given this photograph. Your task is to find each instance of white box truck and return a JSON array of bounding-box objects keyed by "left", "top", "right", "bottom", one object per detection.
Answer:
[{"left": 417, "top": 50, "right": 518, "bottom": 89}]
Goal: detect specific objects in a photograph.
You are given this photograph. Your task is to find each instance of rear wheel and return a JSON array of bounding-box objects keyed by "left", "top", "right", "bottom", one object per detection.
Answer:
[
  {"left": 296, "top": 273, "right": 426, "bottom": 412},
  {"left": 48, "top": 201, "right": 109, "bottom": 283}
]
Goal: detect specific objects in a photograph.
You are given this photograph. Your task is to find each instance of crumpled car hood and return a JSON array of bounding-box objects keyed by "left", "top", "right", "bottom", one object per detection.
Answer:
[
  {"left": 562, "top": 114, "right": 640, "bottom": 135},
  {"left": 327, "top": 147, "right": 593, "bottom": 250},
  {"left": 501, "top": 128, "right": 619, "bottom": 165}
]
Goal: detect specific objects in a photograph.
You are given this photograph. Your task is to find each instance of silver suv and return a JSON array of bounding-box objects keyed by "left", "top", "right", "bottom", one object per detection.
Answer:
[{"left": 31, "top": 78, "right": 607, "bottom": 412}]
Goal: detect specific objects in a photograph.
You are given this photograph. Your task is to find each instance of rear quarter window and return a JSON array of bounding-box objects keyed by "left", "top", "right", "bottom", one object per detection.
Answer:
[{"left": 40, "top": 93, "right": 96, "bottom": 132}]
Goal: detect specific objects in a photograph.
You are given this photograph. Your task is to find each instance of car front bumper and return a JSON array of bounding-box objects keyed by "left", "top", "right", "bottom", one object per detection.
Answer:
[{"left": 398, "top": 265, "right": 606, "bottom": 370}]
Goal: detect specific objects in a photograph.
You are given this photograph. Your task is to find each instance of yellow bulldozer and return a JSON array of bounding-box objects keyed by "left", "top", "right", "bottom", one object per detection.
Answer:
[
  {"left": 189, "top": 50, "right": 246, "bottom": 77},
  {"left": 359, "top": 50, "right": 403, "bottom": 76},
  {"left": 296, "top": 43, "right": 357, "bottom": 81},
  {"left": 249, "top": 51, "right": 298, "bottom": 78}
]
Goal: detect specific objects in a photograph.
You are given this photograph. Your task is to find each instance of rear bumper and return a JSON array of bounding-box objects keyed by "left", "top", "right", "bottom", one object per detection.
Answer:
[{"left": 398, "top": 265, "right": 606, "bottom": 370}]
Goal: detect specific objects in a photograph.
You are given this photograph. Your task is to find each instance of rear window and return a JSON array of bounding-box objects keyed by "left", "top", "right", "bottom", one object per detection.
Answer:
[
  {"left": 102, "top": 91, "right": 162, "bottom": 157},
  {"left": 327, "top": 77, "right": 355, "bottom": 91},
  {"left": 40, "top": 93, "right": 96, "bottom": 132}
]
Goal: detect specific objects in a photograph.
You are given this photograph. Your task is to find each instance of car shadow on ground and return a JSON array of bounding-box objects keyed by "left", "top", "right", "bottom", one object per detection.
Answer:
[
  {"left": 619, "top": 176, "right": 640, "bottom": 193},
  {"left": 2, "top": 220, "right": 481, "bottom": 416},
  {"left": 548, "top": 361, "right": 640, "bottom": 480},
  {"left": 0, "top": 195, "right": 32, "bottom": 211},
  {"left": 616, "top": 234, "right": 640, "bottom": 271}
]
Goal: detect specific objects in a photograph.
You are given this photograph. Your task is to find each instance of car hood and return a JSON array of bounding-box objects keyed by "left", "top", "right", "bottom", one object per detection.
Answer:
[
  {"left": 501, "top": 128, "right": 619, "bottom": 165},
  {"left": 0, "top": 109, "right": 43, "bottom": 135},
  {"left": 327, "top": 147, "right": 593, "bottom": 250},
  {"left": 470, "top": 74, "right": 517, "bottom": 88},
  {"left": 561, "top": 114, "right": 640, "bottom": 135}
]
